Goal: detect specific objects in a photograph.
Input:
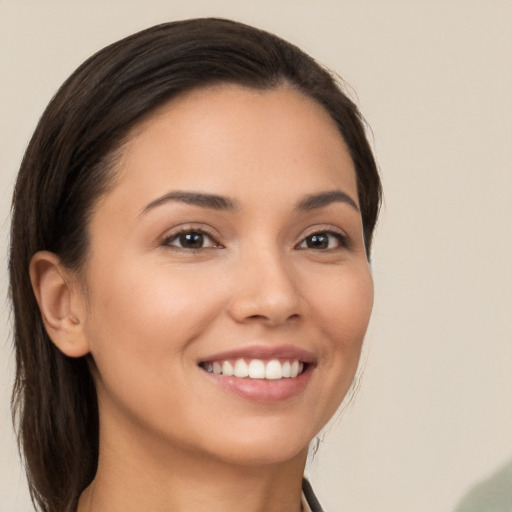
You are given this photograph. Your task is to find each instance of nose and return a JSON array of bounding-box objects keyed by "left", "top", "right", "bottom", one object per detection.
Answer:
[{"left": 227, "top": 246, "right": 302, "bottom": 326}]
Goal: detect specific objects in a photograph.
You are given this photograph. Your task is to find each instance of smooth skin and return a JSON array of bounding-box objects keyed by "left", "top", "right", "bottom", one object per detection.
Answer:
[{"left": 30, "top": 84, "right": 374, "bottom": 512}]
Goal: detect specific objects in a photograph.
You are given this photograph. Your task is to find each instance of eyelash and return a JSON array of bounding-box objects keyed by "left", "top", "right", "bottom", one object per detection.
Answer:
[
  {"left": 162, "top": 228, "right": 222, "bottom": 251},
  {"left": 295, "top": 230, "right": 349, "bottom": 251},
  {"left": 161, "top": 227, "right": 349, "bottom": 251}
]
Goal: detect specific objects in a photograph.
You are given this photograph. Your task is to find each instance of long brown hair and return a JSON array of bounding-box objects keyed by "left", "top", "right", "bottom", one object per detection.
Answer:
[{"left": 9, "top": 18, "right": 381, "bottom": 512}]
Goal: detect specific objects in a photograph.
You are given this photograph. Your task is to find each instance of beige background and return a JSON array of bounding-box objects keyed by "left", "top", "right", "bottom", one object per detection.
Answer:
[{"left": 1, "top": 1, "right": 511, "bottom": 511}]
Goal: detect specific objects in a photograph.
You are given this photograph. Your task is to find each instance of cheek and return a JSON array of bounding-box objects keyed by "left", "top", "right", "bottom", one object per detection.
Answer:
[
  {"left": 309, "top": 262, "right": 374, "bottom": 384},
  {"left": 82, "top": 261, "right": 224, "bottom": 382},
  {"left": 315, "top": 262, "right": 373, "bottom": 338}
]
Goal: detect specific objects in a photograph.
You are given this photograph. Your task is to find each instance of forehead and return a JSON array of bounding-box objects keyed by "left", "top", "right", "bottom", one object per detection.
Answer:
[{"left": 98, "top": 84, "right": 358, "bottom": 215}]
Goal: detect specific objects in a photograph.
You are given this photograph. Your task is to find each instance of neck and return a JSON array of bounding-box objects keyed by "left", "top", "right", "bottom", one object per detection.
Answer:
[{"left": 77, "top": 412, "right": 307, "bottom": 512}]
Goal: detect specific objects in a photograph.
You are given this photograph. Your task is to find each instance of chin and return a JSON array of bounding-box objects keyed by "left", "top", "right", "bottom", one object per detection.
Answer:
[
  {"left": 192, "top": 418, "right": 316, "bottom": 467},
  {"left": 217, "top": 440, "right": 309, "bottom": 467}
]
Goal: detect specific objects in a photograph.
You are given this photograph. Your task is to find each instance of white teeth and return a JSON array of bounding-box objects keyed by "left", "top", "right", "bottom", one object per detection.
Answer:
[
  {"left": 290, "top": 360, "right": 300, "bottom": 378},
  {"left": 248, "top": 359, "right": 265, "bottom": 378},
  {"left": 282, "top": 361, "right": 291, "bottom": 378},
  {"left": 222, "top": 361, "right": 234, "bottom": 376},
  {"left": 234, "top": 359, "right": 249, "bottom": 378},
  {"left": 265, "top": 359, "right": 282, "bottom": 380},
  {"left": 204, "top": 358, "right": 306, "bottom": 380}
]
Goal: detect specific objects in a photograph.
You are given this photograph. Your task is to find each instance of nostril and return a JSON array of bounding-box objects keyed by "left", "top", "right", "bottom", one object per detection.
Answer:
[
  {"left": 247, "top": 314, "right": 266, "bottom": 320},
  {"left": 246, "top": 312, "right": 300, "bottom": 324}
]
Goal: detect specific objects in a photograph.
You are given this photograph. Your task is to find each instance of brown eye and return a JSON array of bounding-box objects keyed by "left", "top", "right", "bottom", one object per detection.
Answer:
[
  {"left": 178, "top": 232, "right": 205, "bottom": 248},
  {"left": 297, "top": 231, "right": 347, "bottom": 250},
  {"left": 305, "top": 233, "right": 329, "bottom": 249},
  {"left": 164, "top": 230, "right": 218, "bottom": 250}
]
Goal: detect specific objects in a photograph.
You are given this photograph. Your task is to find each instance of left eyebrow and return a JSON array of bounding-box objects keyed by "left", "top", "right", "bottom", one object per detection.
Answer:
[{"left": 295, "top": 190, "right": 359, "bottom": 212}]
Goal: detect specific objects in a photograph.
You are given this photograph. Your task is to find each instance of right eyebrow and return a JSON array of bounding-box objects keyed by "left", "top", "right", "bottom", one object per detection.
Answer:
[{"left": 139, "top": 191, "right": 240, "bottom": 217}]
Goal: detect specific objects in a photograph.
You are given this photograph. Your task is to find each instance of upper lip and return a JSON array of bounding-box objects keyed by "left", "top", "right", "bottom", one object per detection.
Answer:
[{"left": 198, "top": 344, "right": 317, "bottom": 364}]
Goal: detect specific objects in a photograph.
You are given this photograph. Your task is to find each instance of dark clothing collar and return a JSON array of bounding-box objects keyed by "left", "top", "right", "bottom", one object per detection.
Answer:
[{"left": 302, "top": 478, "right": 324, "bottom": 512}]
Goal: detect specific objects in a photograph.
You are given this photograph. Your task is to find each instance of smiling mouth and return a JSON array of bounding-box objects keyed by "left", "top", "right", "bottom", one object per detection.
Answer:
[{"left": 199, "top": 358, "right": 308, "bottom": 380}]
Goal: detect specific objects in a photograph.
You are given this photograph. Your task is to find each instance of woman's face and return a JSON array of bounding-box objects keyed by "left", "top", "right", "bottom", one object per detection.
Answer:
[{"left": 79, "top": 84, "right": 373, "bottom": 466}]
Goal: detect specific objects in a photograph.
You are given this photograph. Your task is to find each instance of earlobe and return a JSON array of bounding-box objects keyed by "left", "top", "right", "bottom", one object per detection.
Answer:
[{"left": 29, "top": 251, "right": 90, "bottom": 358}]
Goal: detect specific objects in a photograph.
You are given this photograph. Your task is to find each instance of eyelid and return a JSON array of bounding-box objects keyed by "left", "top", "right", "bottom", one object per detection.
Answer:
[
  {"left": 295, "top": 226, "right": 350, "bottom": 250},
  {"left": 161, "top": 225, "right": 223, "bottom": 249}
]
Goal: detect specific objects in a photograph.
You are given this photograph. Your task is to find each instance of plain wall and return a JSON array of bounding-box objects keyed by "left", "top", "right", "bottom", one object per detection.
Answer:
[{"left": 1, "top": 1, "right": 511, "bottom": 511}]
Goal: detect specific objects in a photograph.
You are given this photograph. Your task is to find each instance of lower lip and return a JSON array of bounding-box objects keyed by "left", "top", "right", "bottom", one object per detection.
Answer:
[{"left": 201, "top": 366, "right": 313, "bottom": 402}]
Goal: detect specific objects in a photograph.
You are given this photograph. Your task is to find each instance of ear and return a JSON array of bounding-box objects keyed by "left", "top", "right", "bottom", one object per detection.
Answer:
[{"left": 29, "top": 251, "right": 90, "bottom": 358}]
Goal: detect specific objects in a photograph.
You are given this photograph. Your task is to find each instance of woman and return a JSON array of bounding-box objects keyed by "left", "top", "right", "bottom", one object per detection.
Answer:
[{"left": 9, "top": 18, "right": 381, "bottom": 512}]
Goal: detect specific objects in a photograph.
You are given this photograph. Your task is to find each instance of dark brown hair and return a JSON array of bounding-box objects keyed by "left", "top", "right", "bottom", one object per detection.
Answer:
[{"left": 9, "top": 18, "right": 381, "bottom": 512}]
